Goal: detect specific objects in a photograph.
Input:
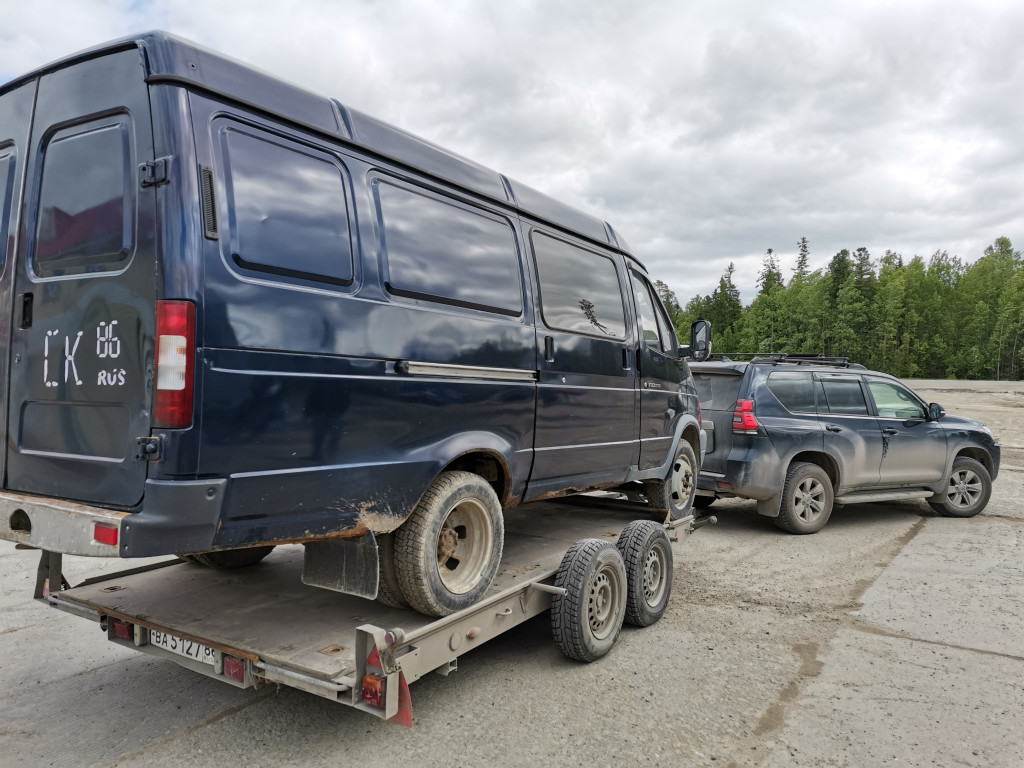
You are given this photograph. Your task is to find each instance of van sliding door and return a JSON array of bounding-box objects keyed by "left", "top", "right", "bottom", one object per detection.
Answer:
[{"left": 5, "top": 50, "right": 157, "bottom": 507}]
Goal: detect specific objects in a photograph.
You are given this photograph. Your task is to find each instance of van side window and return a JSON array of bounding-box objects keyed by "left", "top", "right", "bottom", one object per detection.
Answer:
[
  {"left": 629, "top": 269, "right": 677, "bottom": 354},
  {"left": 767, "top": 371, "right": 816, "bottom": 413},
  {"left": 0, "top": 152, "right": 13, "bottom": 270},
  {"left": 819, "top": 378, "right": 869, "bottom": 415},
  {"left": 533, "top": 232, "right": 626, "bottom": 339},
  {"left": 34, "top": 122, "right": 131, "bottom": 276},
  {"left": 223, "top": 129, "right": 354, "bottom": 286},
  {"left": 377, "top": 181, "right": 522, "bottom": 316}
]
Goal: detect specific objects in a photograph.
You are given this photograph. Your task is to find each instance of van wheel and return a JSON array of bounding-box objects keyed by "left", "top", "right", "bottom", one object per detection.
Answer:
[
  {"left": 927, "top": 457, "right": 992, "bottom": 518},
  {"left": 394, "top": 471, "right": 504, "bottom": 617},
  {"left": 375, "top": 532, "right": 409, "bottom": 609},
  {"left": 616, "top": 520, "right": 673, "bottom": 627},
  {"left": 774, "top": 463, "right": 833, "bottom": 534},
  {"left": 644, "top": 441, "right": 698, "bottom": 520},
  {"left": 551, "top": 539, "right": 628, "bottom": 662},
  {"left": 188, "top": 546, "right": 276, "bottom": 568}
]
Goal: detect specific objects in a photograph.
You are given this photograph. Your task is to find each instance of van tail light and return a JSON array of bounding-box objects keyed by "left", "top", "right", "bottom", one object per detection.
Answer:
[
  {"left": 732, "top": 399, "right": 759, "bottom": 433},
  {"left": 154, "top": 300, "right": 196, "bottom": 429}
]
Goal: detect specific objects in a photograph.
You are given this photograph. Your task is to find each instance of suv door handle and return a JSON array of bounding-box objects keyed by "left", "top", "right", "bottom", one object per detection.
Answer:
[
  {"left": 825, "top": 424, "right": 843, "bottom": 432},
  {"left": 882, "top": 428, "right": 899, "bottom": 436}
]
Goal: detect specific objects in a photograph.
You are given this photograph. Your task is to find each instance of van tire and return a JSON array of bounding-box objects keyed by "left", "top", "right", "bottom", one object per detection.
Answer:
[
  {"left": 927, "top": 457, "right": 992, "bottom": 518},
  {"left": 616, "top": 520, "right": 673, "bottom": 627},
  {"left": 375, "top": 532, "right": 410, "bottom": 609},
  {"left": 551, "top": 539, "right": 627, "bottom": 662},
  {"left": 188, "top": 546, "right": 276, "bottom": 569},
  {"left": 644, "top": 441, "right": 698, "bottom": 520},
  {"left": 774, "top": 462, "right": 833, "bottom": 534},
  {"left": 394, "top": 471, "right": 504, "bottom": 617}
]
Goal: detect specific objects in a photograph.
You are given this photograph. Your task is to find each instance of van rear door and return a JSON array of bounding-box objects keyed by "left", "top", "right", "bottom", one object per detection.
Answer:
[{"left": 5, "top": 49, "right": 157, "bottom": 507}]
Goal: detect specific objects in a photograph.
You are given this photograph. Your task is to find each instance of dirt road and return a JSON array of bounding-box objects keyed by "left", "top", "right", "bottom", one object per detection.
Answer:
[{"left": 1, "top": 380, "right": 1020, "bottom": 767}]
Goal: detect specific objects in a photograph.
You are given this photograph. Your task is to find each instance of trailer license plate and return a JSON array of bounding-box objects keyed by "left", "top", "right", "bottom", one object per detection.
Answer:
[{"left": 149, "top": 629, "right": 216, "bottom": 665}]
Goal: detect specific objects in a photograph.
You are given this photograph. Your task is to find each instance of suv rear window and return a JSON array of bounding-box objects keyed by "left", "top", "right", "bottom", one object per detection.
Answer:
[
  {"left": 767, "top": 371, "right": 816, "bottom": 412},
  {"left": 693, "top": 372, "right": 743, "bottom": 411}
]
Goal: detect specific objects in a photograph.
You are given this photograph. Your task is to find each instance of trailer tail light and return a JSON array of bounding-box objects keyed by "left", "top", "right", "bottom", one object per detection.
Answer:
[
  {"left": 223, "top": 655, "right": 245, "bottom": 683},
  {"left": 111, "top": 619, "right": 133, "bottom": 641},
  {"left": 362, "top": 674, "right": 386, "bottom": 708},
  {"left": 154, "top": 300, "right": 196, "bottom": 429},
  {"left": 732, "top": 399, "right": 759, "bottom": 433},
  {"left": 93, "top": 524, "right": 118, "bottom": 546}
]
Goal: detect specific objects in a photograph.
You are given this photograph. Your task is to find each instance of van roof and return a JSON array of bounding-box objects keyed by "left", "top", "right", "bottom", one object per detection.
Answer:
[{"left": 2, "top": 31, "right": 636, "bottom": 258}]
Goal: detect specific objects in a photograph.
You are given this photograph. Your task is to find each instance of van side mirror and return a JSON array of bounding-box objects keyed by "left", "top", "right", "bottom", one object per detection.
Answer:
[
  {"left": 687, "top": 319, "right": 712, "bottom": 362},
  {"left": 928, "top": 402, "right": 945, "bottom": 421}
]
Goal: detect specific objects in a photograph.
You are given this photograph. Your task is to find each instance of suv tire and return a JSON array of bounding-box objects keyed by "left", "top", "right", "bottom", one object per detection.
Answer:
[
  {"left": 774, "top": 462, "right": 833, "bottom": 534},
  {"left": 927, "top": 457, "right": 992, "bottom": 518}
]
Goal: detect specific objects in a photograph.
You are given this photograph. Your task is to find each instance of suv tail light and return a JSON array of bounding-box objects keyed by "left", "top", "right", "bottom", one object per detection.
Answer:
[
  {"left": 154, "top": 300, "right": 196, "bottom": 429},
  {"left": 732, "top": 399, "right": 759, "bottom": 433}
]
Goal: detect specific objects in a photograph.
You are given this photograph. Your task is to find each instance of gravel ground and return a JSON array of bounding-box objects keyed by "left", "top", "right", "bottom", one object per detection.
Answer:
[{"left": 0, "top": 379, "right": 1021, "bottom": 767}]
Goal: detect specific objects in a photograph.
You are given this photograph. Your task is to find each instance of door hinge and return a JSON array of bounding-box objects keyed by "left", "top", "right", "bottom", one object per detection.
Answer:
[
  {"left": 135, "top": 436, "right": 163, "bottom": 462},
  {"left": 140, "top": 157, "right": 171, "bottom": 187}
]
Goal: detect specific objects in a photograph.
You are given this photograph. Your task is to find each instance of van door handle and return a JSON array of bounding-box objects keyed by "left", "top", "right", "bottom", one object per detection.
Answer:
[
  {"left": 622, "top": 348, "right": 630, "bottom": 370},
  {"left": 544, "top": 336, "right": 555, "bottom": 363},
  {"left": 825, "top": 423, "right": 843, "bottom": 432},
  {"left": 18, "top": 293, "right": 33, "bottom": 329},
  {"left": 882, "top": 428, "right": 899, "bottom": 436}
]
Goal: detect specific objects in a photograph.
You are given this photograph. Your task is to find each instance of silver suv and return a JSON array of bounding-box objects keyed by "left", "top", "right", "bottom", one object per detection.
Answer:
[{"left": 689, "top": 356, "right": 1001, "bottom": 534}]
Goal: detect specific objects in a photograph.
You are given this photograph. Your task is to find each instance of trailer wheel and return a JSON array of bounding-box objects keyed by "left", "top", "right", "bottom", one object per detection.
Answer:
[
  {"left": 188, "top": 545, "right": 276, "bottom": 569},
  {"left": 644, "top": 441, "right": 698, "bottom": 520},
  {"left": 616, "top": 520, "right": 673, "bottom": 627},
  {"left": 551, "top": 539, "right": 627, "bottom": 662},
  {"left": 394, "top": 471, "right": 504, "bottom": 617},
  {"left": 375, "top": 532, "right": 409, "bottom": 609}
]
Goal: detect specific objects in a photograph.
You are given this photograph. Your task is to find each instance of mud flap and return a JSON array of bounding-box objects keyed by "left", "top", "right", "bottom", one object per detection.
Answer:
[
  {"left": 757, "top": 495, "right": 782, "bottom": 518},
  {"left": 301, "top": 534, "right": 379, "bottom": 598}
]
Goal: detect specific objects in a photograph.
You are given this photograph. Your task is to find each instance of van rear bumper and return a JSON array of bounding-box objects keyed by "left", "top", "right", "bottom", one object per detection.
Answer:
[{"left": 0, "top": 478, "right": 227, "bottom": 558}]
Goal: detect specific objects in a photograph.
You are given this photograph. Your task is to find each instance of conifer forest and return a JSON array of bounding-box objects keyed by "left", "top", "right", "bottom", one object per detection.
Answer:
[{"left": 660, "top": 236, "right": 1024, "bottom": 380}]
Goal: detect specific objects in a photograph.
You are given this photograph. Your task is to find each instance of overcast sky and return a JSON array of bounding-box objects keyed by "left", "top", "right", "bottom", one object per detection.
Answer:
[{"left": 3, "top": 0, "right": 1022, "bottom": 305}]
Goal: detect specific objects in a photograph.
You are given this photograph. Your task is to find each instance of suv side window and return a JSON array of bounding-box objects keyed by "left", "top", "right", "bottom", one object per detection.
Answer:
[
  {"left": 34, "top": 120, "right": 132, "bottom": 277},
  {"left": 767, "top": 371, "right": 816, "bottom": 412},
  {"left": 533, "top": 232, "right": 626, "bottom": 338},
  {"left": 818, "top": 377, "right": 869, "bottom": 415},
  {"left": 867, "top": 380, "right": 926, "bottom": 419}
]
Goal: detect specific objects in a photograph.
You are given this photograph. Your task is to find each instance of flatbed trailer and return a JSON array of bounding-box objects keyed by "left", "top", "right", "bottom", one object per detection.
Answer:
[{"left": 33, "top": 498, "right": 714, "bottom": 724}]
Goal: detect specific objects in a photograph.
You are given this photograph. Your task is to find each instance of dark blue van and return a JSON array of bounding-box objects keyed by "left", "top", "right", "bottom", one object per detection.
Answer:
[{"left": 0, "top": 33, "right": 708, "bottom": 616}]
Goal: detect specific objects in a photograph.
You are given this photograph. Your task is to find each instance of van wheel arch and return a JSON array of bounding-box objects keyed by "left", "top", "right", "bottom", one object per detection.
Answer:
[{"left": 443, "top": 450, "right": 511, "bottom": 507}]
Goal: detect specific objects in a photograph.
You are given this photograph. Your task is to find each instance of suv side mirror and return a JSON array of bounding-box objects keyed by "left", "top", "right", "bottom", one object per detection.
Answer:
[
  {"left": 687, "top": 319, "right": 712, "bottom": 362},
  {"left": 928, "top": 402, "right": 945, "bottom": 421}
]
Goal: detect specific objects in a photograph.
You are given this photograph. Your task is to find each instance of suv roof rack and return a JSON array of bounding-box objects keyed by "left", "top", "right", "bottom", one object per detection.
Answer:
[{"left": 706, "top": 353, "right": 865, "bottom": 369}]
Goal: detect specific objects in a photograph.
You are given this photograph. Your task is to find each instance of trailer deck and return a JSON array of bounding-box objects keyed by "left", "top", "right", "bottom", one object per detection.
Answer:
[{"left": 44, "top": 497, "right": 710, "bottom": 722}]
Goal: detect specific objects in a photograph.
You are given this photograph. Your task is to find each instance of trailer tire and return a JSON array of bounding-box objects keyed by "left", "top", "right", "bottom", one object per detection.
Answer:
[
  {"left": 551, "top": 539, "right": 627, "bottom": 662},
  {"left": 375, "top": 532, "right": 410, "bottom": 609},
  {"left": 644, "top": 440, "right": 698, "bottom": 520},
  {"left": 394, "top": 471, "right": 504, "bottom": 617},
  {"left": 616, "top": 520, "right": 673, "bottom": 627},
  {"left": 188, "top": 546, "right": 276, "bottom": 569}
]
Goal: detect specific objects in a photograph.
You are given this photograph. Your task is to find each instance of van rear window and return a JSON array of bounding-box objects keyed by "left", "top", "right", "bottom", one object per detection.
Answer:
[
  {"left": 34, "top": 122, "right": 131, "bottom": 276},
  {"left": 532, "top": 232, "right": 626, "bottom": 339},
  {"left": 377, "top": 181, "right": 523, "bottom": 316},
  {"left": 0, "top": 152, "right": 13, "bottom": 270},
  {"left": 223, "top": 130, "right": 354, "bottom": 286}
]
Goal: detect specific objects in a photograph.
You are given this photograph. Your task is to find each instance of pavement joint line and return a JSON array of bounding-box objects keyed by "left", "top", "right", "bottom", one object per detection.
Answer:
[
  {"left": 844, "top": 618, "right": 1024, "bottom": 664},
  {"left": 90, "top": 684, "right": 278, "bottom": 768}
]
